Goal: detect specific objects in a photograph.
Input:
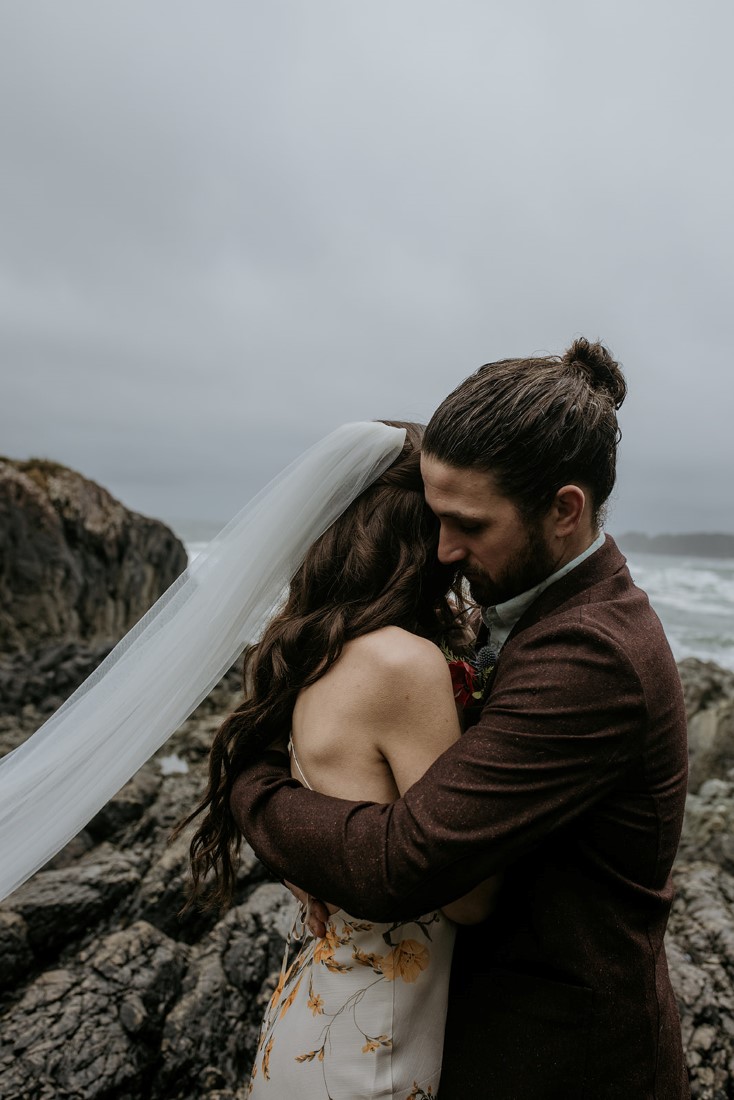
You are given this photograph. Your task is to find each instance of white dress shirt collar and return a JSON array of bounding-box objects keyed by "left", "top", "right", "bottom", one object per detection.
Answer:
[{"left": 481, "top": 530, "right": 606, "bottom": 653}]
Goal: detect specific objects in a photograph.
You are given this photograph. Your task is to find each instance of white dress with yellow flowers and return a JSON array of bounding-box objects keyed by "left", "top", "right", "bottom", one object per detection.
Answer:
[
  {"left": 247, "top": 903, "right": 455, "bottom": 1100},
  {"left": 246, "top": 740, "right": 456, "bottom": 1100}
]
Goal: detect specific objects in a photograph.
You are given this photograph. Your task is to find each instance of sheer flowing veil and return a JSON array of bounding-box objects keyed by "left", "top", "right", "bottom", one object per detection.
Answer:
[{"left": 0, "top": 421, "right": 406, "bottom": 902}]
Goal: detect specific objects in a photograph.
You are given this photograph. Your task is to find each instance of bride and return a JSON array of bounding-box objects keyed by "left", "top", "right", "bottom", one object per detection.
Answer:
[
  {"left": 0, "top": 418, "right": 496, "bottom": 1099},
  {"left": 181, "top": 422, "right": 498, "bottom": 1100}
]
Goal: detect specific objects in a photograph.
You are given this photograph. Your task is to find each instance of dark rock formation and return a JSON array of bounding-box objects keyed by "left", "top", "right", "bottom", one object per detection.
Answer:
[
  {"left": 667, "top": 860, "right": 734, "bottom": 1100},
  {"left": 1, "top": 919, "right": 189, "bottom": 1100},
  {"left": 0, "top": 885, "right": 293, "bottom": 1100},
  {"left": 0, "top": 457, "right": 187, "bottom": 715},
  {"left": 678, "top": 658, "right": 734, "bottom": 724},
  {"left": 679, "top": 778, "right": 734, "bottom": 874},
  {"left": 679, "top": 659, "right": 734, "bottom": 794},
  {"left": 670, "top": 661, "right": 734, "bottom": 1098},
  {"left": 0, "top": 668, "right": 276, "bottom": 1100}
]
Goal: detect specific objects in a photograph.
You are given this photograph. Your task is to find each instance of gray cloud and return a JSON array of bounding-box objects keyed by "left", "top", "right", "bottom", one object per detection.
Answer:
[{"left": 1, "top": 0, "right": 732, "bottom": 532}]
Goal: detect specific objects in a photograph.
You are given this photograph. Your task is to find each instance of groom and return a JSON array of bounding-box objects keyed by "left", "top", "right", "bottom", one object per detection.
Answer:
[{"left": 231, "top": 338, "right": 690, "bottom": 1099}]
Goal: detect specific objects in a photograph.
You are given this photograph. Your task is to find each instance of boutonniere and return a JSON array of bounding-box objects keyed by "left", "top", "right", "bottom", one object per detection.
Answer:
[{"left": 440, "top": 640, "right": 496, "bottom": 708}]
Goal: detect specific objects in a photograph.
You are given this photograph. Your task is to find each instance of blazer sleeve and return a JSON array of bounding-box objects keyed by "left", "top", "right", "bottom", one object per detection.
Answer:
[{"left": 230, "top": 620, "right": 646, "bottom": 920}]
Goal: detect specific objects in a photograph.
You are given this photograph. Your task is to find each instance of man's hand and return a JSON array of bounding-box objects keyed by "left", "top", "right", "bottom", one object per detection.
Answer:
[{"left": 284, "top": 880, "right": 333, "bottom": 939}]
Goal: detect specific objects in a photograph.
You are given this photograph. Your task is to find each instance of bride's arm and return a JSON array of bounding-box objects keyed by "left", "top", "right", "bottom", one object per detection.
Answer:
[{"left": 363, "top": 632, "right": 501, "bottom": 925}]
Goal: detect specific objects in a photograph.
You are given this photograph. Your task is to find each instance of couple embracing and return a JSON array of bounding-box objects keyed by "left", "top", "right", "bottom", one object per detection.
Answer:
[{"left": 186, "top": 338, "right": 690, "bottom": 1099}]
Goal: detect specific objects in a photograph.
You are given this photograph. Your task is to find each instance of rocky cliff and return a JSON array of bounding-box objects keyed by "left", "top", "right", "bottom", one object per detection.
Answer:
[{"left": 0, "top": 458, "right": 187, "bottom": 715}]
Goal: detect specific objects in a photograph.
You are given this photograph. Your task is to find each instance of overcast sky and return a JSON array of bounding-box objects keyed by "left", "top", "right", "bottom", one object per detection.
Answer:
[{"left": 1, "top": 1, "right": 732, "bottom": 537}]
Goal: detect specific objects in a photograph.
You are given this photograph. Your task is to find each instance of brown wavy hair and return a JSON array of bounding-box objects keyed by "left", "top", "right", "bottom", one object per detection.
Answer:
[{"left": 176, "top": 421, "right": 463, "bottom": 910}]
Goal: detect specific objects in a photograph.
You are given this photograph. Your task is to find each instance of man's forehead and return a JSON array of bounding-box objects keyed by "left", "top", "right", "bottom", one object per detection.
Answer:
[{"left": 420, "top": 455, "right": 499, "bottom": 502}]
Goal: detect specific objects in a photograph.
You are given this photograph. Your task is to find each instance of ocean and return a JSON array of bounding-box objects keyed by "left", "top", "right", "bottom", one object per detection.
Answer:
[
  {"left": 625, "top": 551, "right": 734, "bottom": 671},
  {"left": 181, "top": 530, "right": 734, "bottom": 673}
]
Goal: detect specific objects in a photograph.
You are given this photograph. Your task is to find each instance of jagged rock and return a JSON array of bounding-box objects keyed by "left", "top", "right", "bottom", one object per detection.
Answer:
[
  {"left": 0, "top": 920, "right": 187, "bottom": 1100},
  {"left": 0, "top": 909, "right": 33, "bottom": 987},
  {"left": 678, "top": 658, "right": 734, "bottom": 723},
  {"left": 122, "top": 812, "right": 268, "bottom": 946},
  {"left": 46, "top": 830, "right": 97, "bottom": 870},
  {"left": 155, "top": 883, "right": 293, "bottom": 1100},
  {"left": 668, "top": 861, "right": 734, "bottom": 1099},
  {"left": 688, "top": 703, "right": 734, "bottom": 793},
  {"left": 678, "top": 776, "right": 734, "bottom": 874},
  {"left": 676, "top": 660, "right": 734, "bottom": 795},
  {"left": 0, "top": 711, "right": 25, "bottom": 758},
  {"left": 0, "top": 458, "right": 187, "bottom": 716},
  {"left": 2, "top": 845, "right": 145, "bottom": 966},
  {"left": 0, "top": 639, "right": 119, "bottom": 716},
  {"left": 87, "top": 764, "right": 163, "bottom": 842},
  {"left": 117, "top": 765, "right": 213, "bottom": 852}
]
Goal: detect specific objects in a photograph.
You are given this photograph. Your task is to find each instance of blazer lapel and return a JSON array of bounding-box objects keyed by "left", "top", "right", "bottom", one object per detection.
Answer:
[{"left": 482, "top": 535, "right": 628, "bottom": 702}]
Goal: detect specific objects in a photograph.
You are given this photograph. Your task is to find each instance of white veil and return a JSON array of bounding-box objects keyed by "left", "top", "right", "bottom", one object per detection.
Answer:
[{"left": 0, "top": 421, "right": 407, "bottom": 902}]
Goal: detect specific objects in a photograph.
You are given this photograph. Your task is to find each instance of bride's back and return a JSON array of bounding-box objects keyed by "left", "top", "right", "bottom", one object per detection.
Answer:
[
  {"left": 291, "top": 624, "right": 461, "bottom": 803},
  {"left": 186, "top": 420, "right": 464, "bottom": 912}
]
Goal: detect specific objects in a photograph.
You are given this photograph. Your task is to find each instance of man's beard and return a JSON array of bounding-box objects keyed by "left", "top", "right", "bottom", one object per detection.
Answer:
[{"left": 462, "top": 521, "right": 558, "bottom": 607}]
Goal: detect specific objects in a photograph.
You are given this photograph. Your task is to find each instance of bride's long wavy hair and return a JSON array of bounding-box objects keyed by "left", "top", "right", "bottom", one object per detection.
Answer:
[{"left": 177, "top": 421, "right": 464, "bottom": 909}]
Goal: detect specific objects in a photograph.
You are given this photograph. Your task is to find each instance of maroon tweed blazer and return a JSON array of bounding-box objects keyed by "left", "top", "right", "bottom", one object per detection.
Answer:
[{"left": 231, "top": 536, "right": 690, "bottom": 1099}]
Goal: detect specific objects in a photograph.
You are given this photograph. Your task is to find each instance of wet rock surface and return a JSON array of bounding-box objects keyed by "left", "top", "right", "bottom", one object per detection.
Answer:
[
  {"left": 0, "top": 888, "right": 293, "bottom": 1100},
  {"left": 668, "top": 660, "right": 734, "bottom": 1100},
  {"left": 668, "top": 862, "right": 734, "bottom": 1099},
  {"left": 0, "top": 667, "right": 278, "bottom": 1100}
]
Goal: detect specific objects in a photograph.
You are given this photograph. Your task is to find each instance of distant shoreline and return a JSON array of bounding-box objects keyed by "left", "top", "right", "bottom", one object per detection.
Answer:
[
  {"left": 616, "top": 532, "right": 734, "bottom": 559},
  {"left": 177, "top": 523, "right": 734, "bottom": 563}
]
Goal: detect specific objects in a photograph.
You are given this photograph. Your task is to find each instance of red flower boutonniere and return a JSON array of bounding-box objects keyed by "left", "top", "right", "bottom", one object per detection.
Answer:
[
  {"left": 448, "top": 659, "right": 478, "bottom": 708},
  {"left": 440, "top": 640, "right": 495, "bottom": 710}
]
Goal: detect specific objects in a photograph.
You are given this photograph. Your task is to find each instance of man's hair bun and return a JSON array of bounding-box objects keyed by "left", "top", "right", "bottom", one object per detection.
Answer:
[{"left": 561, "top": 337, "right": 627, "bottom": 410}]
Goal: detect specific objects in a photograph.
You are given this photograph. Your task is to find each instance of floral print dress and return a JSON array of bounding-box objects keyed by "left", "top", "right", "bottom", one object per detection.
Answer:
[{"left": 247, "top": 902, "right": 455, "bottom": 1100}]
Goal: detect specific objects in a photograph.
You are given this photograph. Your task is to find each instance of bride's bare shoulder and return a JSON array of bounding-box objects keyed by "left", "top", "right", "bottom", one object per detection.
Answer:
[
  {"left": 339, "top": 627, "right": 451, "bottom": 689},
  {"left": 296, "top": 628, "right": 453, "bottom": 728}
]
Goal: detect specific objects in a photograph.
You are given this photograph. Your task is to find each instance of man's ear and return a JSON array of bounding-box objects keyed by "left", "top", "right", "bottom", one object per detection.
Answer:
[{"left": 551, "top": 484, "right": 587, "bottom": 536}]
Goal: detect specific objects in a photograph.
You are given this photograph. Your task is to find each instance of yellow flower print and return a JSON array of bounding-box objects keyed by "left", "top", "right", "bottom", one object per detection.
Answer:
[
  {"left": 253, "top": 909, "right": 443, "bottom": 1095},
  {"left": 312, "top": 920, "right": 353, "bottom": 973},
  {"left": 278, "top": 974, "right": 303, "bottom": 1019},
  {"left": 352, "top": 945, "right": 384, "bottom": 972},
  {"left": 324, "top": 957, "right": 352, "bottom": 974},
  {"left": 381, "top": 940, "right": 430, "bottom": 983},
  {"left": 361, "top": 1035, "right": 392, "bottom": 1054},
  {"left": 295, "top": 1045, "right": 326, "bottom": 1063},
  {"left": 342, "top": 920, "right": 373, "bottom": 934},
  {"left": 261, "top": 1037, "right": 274, "bottom": 1080},
  {"left": 270, "top": 969, "right": 286, "bottom": 1010},
  {"left": 313, "top": 920, "right": 344, "bottom": 963},
  {"left": 313, "top": 938, "right": 334, "bottom": 965}
]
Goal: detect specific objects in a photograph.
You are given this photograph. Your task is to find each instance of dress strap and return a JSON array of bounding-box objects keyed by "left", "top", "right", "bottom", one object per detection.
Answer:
[
  {"left": 286, "top": 737, "right": 313, "bottom": 935},
  {"left": 287, "top": 736, "right": 313, "bottom": 790}
]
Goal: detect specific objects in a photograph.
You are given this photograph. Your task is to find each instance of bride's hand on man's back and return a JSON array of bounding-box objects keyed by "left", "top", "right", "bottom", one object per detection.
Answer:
[{"left": 284, "top": 880, "right": 334, "bottom": 938}]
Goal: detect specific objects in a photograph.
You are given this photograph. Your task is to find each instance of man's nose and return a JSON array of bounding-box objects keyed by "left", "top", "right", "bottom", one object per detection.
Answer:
[{"left": 437, "top": 528, "right": 466, "bottom": 565}]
